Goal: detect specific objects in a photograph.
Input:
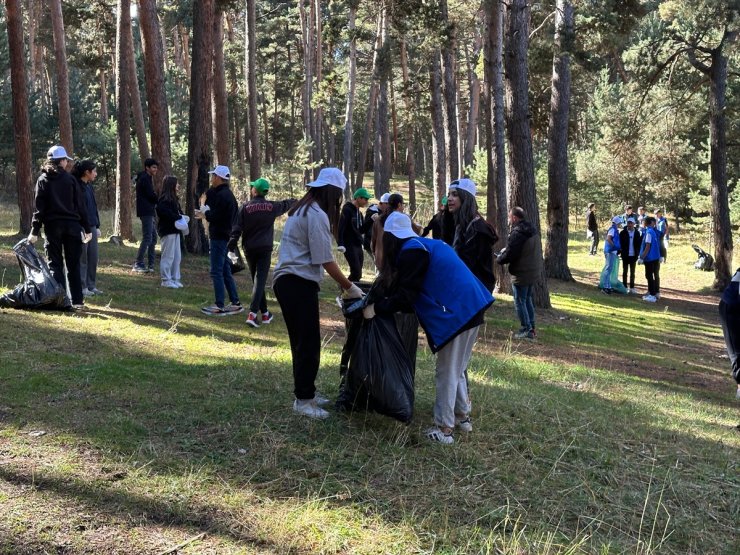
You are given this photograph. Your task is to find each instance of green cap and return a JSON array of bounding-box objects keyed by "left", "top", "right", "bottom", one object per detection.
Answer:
[
  {"left": 441, "top": 196, "right": 448, "bottom": 206},
  {"left": 250, "top": 177, "right": 270, "bottom": 195},
  {"left": 353, "top": 187, "right": 371, "bottom": 200}
]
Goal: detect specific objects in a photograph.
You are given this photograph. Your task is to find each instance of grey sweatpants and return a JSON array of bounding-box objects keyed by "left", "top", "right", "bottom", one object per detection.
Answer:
[
  {"left": 79, "top": 231, "right": 99, "bottom": 290},
  {"left": 159, "top": 233, "right": 181, "bottom": 282},
  {"left": 434, "top": 326, "right": 479, "bottom": 429}
]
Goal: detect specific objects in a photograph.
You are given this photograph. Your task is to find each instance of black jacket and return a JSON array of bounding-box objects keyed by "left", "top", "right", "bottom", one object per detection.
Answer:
[
  {"left": 496, "top": 219, "right": 542, "bottom": 285},
  {"left": 31, "top": 169, "right": 90, "bottom": 235},
  {"left": 228, "top": 196, "right": 295, "bottom": 253},
  {"left": 619, "top": 228, "right": 642, "bottom": 259},
  {"left": 454, "top": 217, "right": 498, "bottom": 292},
  {"left": 135, "top": 171, "right": 157, "bottom": 217},
  {"left": 338, "top": 201, "right": 364, "bottom": 248},
  {"left": 79, "top": 179, "right": 100, "bottom": 229},
  {"left": 156, "top": 197, "right": 182, "bottom": 237},
  {"left": 587, "top": 211, "right": 598, "bottom": 232},
  {"left": 203, "top": 183, "right": 238, "bottom": 241}
]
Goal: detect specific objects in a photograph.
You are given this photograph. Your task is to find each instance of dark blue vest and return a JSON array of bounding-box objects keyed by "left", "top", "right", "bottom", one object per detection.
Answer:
[
  {"left": 604, "top": 224, "right": 620, "bottom": 253},
  {"left": 640, "top": 227, "right": 661, "bottom": 262}
]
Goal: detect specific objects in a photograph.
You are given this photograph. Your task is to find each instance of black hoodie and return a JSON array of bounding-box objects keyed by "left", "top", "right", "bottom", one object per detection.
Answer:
[
  {"left": 453, "top": 216, "right": 498, "bottom": 292},
  {"left": 31, "top": 168, "right": 90, "bottom": 235},
  {"left": 496, "top": 219, "right": 542, "bottom": 285}
]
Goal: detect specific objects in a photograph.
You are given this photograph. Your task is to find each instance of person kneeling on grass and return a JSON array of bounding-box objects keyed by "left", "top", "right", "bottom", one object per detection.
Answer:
[{"left": 361, "top": 212, "right": 494, "bottom": 444}]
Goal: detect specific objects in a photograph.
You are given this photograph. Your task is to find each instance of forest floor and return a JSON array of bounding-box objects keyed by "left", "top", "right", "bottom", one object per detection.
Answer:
[{"left": 0, "top": 202, "right": 737, "bottom": 554}]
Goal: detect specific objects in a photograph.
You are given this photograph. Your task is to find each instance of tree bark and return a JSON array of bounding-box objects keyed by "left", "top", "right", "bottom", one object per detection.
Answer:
[
  {"left": 298, "top": 0, "right": 314, "bottom": 181},
  {"left": 399, "top": 39, "right": 417, "bottom": 215},
  {"left": 246, "top": 0, "right": 261, "bottom": 178},
  {"left": 98, "top": 42, "right": 109, "bottom": 124},
  {"left": 212, "top": 9, "right": 229, "bottom": 165},
  {"left": 430, "top": 50, "right": 446, "bottom": 205},
  {"left": 312, "top": 0, "right": 323, "bottom": 167},
  {"left": 185, "top": 0, "right": 214, "bottom": 254},
  {"left": 544, "top": 0, "right": 574, "bottom": 281},
  {"left": 504, "top": 0, "right": 550, "bottom": 307},
  {"left": 6, "top": 0, "right": 34, "bottom": 234},
  {"left": 373, "top": 4, "right": 391, "bottom": 198},
  {"left": 139, "top": 0, "right": 172, "bottom": 181},
  {"left": 226, "top": 15, "right": 246, "bottom": 180},
  {"left": 342, "top": 1, "right": 359, "bottom": 191},
  {"left": 114, "top": 0, "right": 133, "bottom": 240},
  {"left": 49, "top": 0, "right": 73, "bottom": 153},
  {"left": 464, "top": 35, "right": 481, "bottom": 169},
  {"left": 127, "top": 17, "right": 150, "bottom": 166},
  {"left": 440, "top": 0, "right": 459, "bottom": 182}
]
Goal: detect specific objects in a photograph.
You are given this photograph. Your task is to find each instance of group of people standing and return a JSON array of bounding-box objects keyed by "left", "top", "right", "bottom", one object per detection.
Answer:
[{"left": 589, "top": 203, "right": 669, "bottom": 302}]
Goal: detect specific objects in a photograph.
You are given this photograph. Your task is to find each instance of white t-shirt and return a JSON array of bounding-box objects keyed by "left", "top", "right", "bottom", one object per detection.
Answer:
[
  {"left": 273, "top": 201, "right": 335, "bottom": 284},
  {"left": 628, "top": 230, "right": 636, "bottom": 256}
]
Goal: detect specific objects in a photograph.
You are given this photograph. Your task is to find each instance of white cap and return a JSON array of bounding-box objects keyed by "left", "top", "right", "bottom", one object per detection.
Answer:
[
  {"left": 626, "top": 217, "right": 635, "bottom": 224},
  {"left": 384, "top": 212, "right": 417, "bottom": 240},
  {"left": 208, "top": 165, "right": 231, "bottom": 179},
  {"left": 307, "top": 167, "right": 347, "bottom": 190},
  {"left": 612, "top": 216, "right": 622, "bottom": 224},
  {"left": 448, "top": 178, "right": 476, "bottom": 197},
  {"left": 380, "top": 193, "right": 391, "bottom": 203},
  {"left": 47, "top": 145, "right": 73, "bottom": 160}
]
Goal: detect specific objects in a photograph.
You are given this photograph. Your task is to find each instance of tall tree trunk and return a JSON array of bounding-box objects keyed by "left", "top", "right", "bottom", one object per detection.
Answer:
[
  {"left": 298, "top": 0, "right": 314, "bottom": 181},
  {"left": 246, "top": 0, "right": 261, "bottom": 178},
  {"left": 544, "top": 0, "right": 574, "bottom": 281},
  {"left": 389, "top": 69, "right": 400, "bottom": 173},
  {"left": 127, "top": 18, "right": 150, "bottom": 166},
  {"left": 212, "top": 9, "right": 229, "bottom": 165},
  {"left": 355, "top": 12, "right": 383, "bottom": 191},
  {"left": 114, "top": 0, "right": 133, "bottom": 240},
  {"left": 484, "top": 0, "right": 509, "bottom": 293},
  {"left": 6, "top": 0, "right": 33, "bottom": 234},
  {"left": 440, "top": 0, "right": 458, "bottom": 182},
  {"left": 504, "top": 0, "right": 550, "bottom": 308},
  {"left": 139, "top": 0, "right": 172, "bottom": 182},
  {"left": 98, "top": 42, "right": 109, "bottom": 124},
  {"left": 49, "top": 0, "right": 73, "bottom": 153},
  {"left": 186, "top": 0, "right": 214, "bottom": 254},
  {"left": 342, "top": 1, "right": 359, "bottom": 190},
  {"left": 430, "top": 50, "right": 446, "bottom": 205},
  {"left": 374, "top": 3, "right": 391, "bottom": 197},
  {"left": 226, "top": 16, "right": 246, "bottom": 180},
  {"left": 400, "top": 38, "right": 417, "bottom": 215},
  {"left": 312, "top": 0, "right": 323, "bottom": 167},
  {"left": 27, "top": 0, "right": 38, "bottom": 83},
  {"left": 464, "top": 36, "right": 481, "bottom": 169}
]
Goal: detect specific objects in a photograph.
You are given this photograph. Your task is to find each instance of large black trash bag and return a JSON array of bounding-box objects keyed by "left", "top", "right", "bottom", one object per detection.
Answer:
[
  {"left": 0, "top": 239, "right": 71, "bottom": 310},
  {"left": 342, "top": 315, "right": 415, "bottom": 423}
]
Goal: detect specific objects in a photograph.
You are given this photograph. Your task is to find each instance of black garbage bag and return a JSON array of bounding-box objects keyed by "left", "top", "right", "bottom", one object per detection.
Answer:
[
  {"left": 341, "top": 315, "right": 415, "bottom": 423},
  {"left": 0, "top": 239, "right": 71, "bottom": 310}
]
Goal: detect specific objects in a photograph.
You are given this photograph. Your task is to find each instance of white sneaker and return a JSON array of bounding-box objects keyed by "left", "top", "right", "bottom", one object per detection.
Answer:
[
  {"left": 629, "top": 288, "right": 637, "bottom": 294},
  {"left": 655, "top": 292, "right": 661, "bottom": 300},
  {"left": 425, "top": 426, "right": 454, "bottom": 445},
  {"left": 643, "top": 295, "right": 657, "bottom": 303},
  {"left": 293, "top": 399, "right": 329, "bottom": 419},
  {"left": 161, "top": 280, "right": 179, "bottom": 288},
  {"left": 173, "top": 281, "right": 184, "bottom": 288},
  {"left": 313, "top": 393, "right": 330, "bottom": 407},
  {"left": 455, "top": 416, "right": 473, "bottom": 433},
  {"left": 82, "top": 288, "right": 94, "bottom": 297}
]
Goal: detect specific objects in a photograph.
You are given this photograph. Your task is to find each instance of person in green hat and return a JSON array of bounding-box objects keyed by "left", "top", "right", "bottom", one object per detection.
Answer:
[
  {"left": 422, "top": 195, "right": 454, "bottom": 244},
  {"left": 338, "top": 187, "right": 371, "bottom": 281},
  {"left": 228, "top": 177, "right": 296, "bottom": 328}
]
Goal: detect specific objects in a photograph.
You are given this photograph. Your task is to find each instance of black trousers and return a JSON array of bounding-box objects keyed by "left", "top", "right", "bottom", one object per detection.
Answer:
[
  {"left": 246, "top": 249, "right": 271, "bottom": 314},
  {"left": 274, "top": 274, "right": 321, "bottom": 400},
  {"left": 644, "top": 260, "right": 660, "bottom": 296},
  {"left": 719, "top": 301, "right": 740, "bottom": 384},
  {"left": 44, "top": 221, "right": 84, "bottom": 305},
  {"left": 622, "top": 255, "right": 637, "bottom": 288},
  {"left": 344, "top": 244, "right": 364, "bottom": 282}
]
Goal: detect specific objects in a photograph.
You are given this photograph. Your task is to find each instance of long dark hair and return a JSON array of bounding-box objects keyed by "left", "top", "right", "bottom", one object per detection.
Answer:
[
  {"left": 42, "top": 159, "right": 66, "bottom": 175},
  {"left": 71, "top": 160, "right": 96, "bottom": 180},
  {"left": 159, "top": 175, "right": 180, "bottom": 205},
  {"left": 378, "top": 232, "right": 405, "bottom": 290},
  {"left": 288, "top": 185, "right": 343, "bottom": 238}
]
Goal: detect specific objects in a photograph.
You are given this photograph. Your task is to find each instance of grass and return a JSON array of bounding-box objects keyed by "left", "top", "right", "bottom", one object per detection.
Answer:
[{"left": 0, "top": 201, "right": 738, "bottom": 554}]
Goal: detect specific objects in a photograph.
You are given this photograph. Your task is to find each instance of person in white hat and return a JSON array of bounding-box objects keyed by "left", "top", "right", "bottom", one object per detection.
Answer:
[
  {"left": 28, "top": 145, "right": 91, "bottom": 309},
  {"left": 196, "top": 165, "right": 244, "bottom": 316},
  {"left": 273, "top": 167, "right": 363, "bottom": 419},
  {"left": 362, "top": 211, "right": 494, "bottom": 444},
  {"left": 602, "top": 215, "right": 622, "bottom": 295}
]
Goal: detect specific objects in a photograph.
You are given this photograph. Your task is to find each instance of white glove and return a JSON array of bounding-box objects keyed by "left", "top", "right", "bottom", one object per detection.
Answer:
[
  {"left": 362, "top": 304, "right": 376, "bottom": 319},
  {"left": 337, "top": 246, "right": 346, "bottom": 254},
  {"left": 27, "top": 232, "right": 38, "bottom": 244},
  {"left": 659, "top": 257, "right": 665, "bottom": 263},
  {"left": 227, "top": 251, "right": 239, "bottom": 264},
  {"left": 200, "top": 204, "right": 210, "bottom": 214},
  {"left": 81, "top": 231, "right": 92, "bottom": 243},
  {"left": 637, "top": 258, "right": 643, "bottom": 265},
  {"left": 342, "top": 283, "right": 363, "bottom": 299},
  {"left": 371, "top": 213, "right": 379, "bottom": 222},
  {"left": 96, "top": 228, "right": 102, "bottom": 238}
]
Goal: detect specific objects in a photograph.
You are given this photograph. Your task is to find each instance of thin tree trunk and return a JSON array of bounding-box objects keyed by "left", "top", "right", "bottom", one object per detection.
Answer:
[
  {"left": 98, "top": 41, "right": 109, "bottom": 124},
  {"left": 27, "top": 0, "right": 37, "bottom": 83},
  {"left": 400, "top": 38, "right": 417, "bottom": 215},
  {"left": 342, "top": 1, "right": 358, "bottom": 191},
  {"left": 430, "top": 50, "right": 446, "bottom": 204},
  {"left": 127, "top": 18, "right": 150, "bottom": 165},
  {"left": 49, "top": 0, "right": 73, "bottom": 153},
  {"left": 374, "top": 3, "right": 391, "bottom": 197},
  {"left": 389, "top": 68, "right": 399, "bottom": 173},
  {"left": 298, "top": 0, "right": 314, "bottom": 181},
  {"left": 544, "top": 0, "right": 574, "bottom": 281},
  {"left": 312, "top": 0, "right": 323, "bottom": 167},
  {"left": 355, "top": 12, "right": 383, "bottom": 191},
  {"left": 504, "top": 0, "right": 550, "bottom": 307},
  {"left": 226, "top": 16, "right": 246, "bottom": 179},
  {"left": 212, "top": 9, "right": 229, "bottom": 165},
  {"left": 246, "top": 0, "right": 261, "bottom": 178},
  {"left": 262, "top": 89, "right": 270, "bottom": 165},
  {"left": 114, "top": 0, "right": 133, "bottom": 240},
  {"left": 6, "top": 0, "right": 34, "bottom": 234},
  {"left": 185, "top": 0, "right": 214, "bottom": 254},
  {"left": 181, "top": 24, "right": 191, "bottom": 83},
  {"left": 440, "top": 0, "right": 458, "bottom": 182},
  {"left": 464, "top": 35, "right": 481, "bottom": 169}
]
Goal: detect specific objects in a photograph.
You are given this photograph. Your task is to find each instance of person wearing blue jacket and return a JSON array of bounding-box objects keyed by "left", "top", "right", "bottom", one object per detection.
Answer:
[
  {"left": 638, "top": 217, "right": 661, "bottom": 303},
  {"left": 719, "top": 268, "right": 740, "bottom": 399},
  {"left": 362, "top": 212, "right": 494, "bottom": 445},
  {"left": 602, "top": 216, "right": 622, "bottom": 295}
]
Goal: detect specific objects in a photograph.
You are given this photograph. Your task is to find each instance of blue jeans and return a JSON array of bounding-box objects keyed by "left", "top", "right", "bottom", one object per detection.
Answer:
[
  {"left": 136, "top": 216, "right": 157, "bottom": 267},
  {"left": 512, "top": 283, "right": 535, "bottom": 331},
  {"left": 209, "top": 239, "right": 240, "bottom": 308}
]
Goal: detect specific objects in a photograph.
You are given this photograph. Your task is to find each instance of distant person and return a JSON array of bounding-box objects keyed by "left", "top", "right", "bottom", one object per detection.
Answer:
[
  {"left": 496, "top": 207, "right": 542, "bottom": 339},
  {"left": 621, "top": 204, "right": 634, "bottom": 226},
  {"left": 28, "top": 145, "right": 91, "bottom": 309},
  {"left": 338, "top": 187, "right": 371, "bottom": 282},
  {"left": 156, "top": 175, "right": 185, "bottom": 289},
  {"left": 718, "top": 268, "right": 740, "bottom": 400},
  {"left": 601, "top": 216, "right": 622, "bottom": 295},
  {"left": 229, "top": 177, "right": 296, "bottom": 328},
  {"left": 656, "top": 208, "right": 669, "bottom": 261},
  {"left": 272, "top": 167, "right": 363, "bottom": 419},
  {"left": 133, "top": 158, "right": 159, "bottom": 273},
  {"left": 619, "top": 217, "right": 641, "bottom": 294},
  {"left": 637, "top": 206, "right": 647, "bottom": 228},
  {"left": 638, "top": 216, "right": 661, "bottom": 303},
  {"left": 388, "top": 193, "right": 423, "bottom": 235},
  {"left": 371, "top": 193, "right": 392, "bottom": 270},
  {"left": 586, "top": 203, "right": 598, "bottom": 255},
  {"left": 72, "top": 160, "right": 103, "bottom": 297},
  {"left": 196, "top": 165, "right": 244, "bottom": 316},
  {"left": 422, "top": 196, "right": 448, "bottom": 240}
]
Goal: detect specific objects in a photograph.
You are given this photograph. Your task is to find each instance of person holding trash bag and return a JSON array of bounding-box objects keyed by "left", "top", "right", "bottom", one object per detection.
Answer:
[
  {"left": 718, "top": 268, "right": 740, "bottom": 400},
  {"left": 29, "top": 145, "right": 91, "bottom": 309},
  {"left": 273, "top": 167, "right": 363, "bottom": 420},
  {"left": 156, "top": 175, "right": 186, "bottom": 289},
  {"left": 601, "top": 216, "right": 622, "bottom": 295},
  {"left": 362, "top": 212, "right": 494, "bottom": 444}
]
